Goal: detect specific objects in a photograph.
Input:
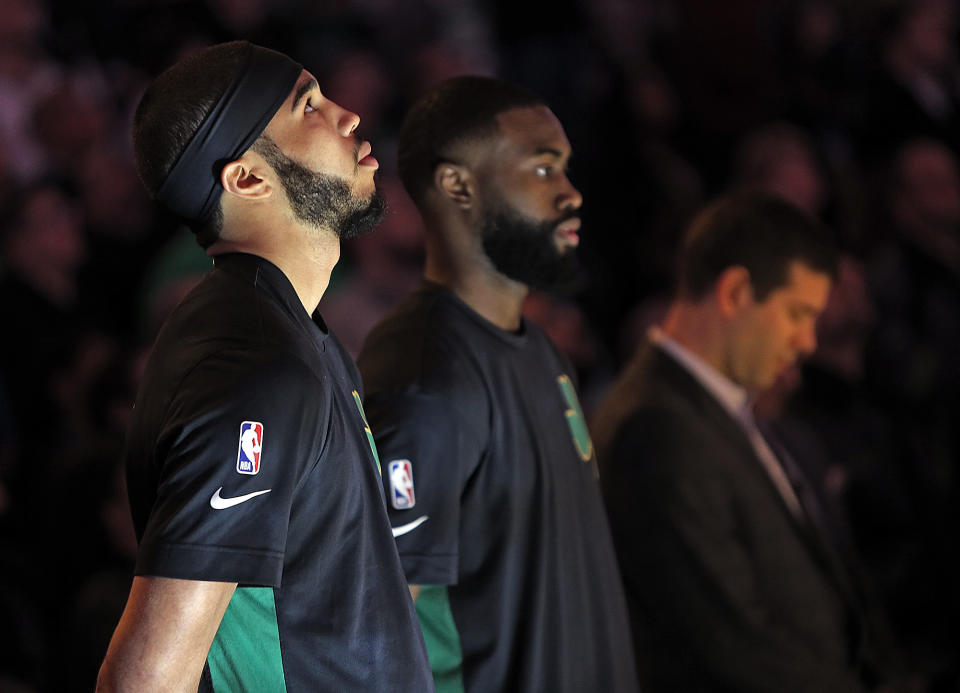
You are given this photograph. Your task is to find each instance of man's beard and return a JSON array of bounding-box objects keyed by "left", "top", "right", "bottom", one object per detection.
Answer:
[
  {"left": 480, "top": 205, "right": 580, "bottom": 292},
  {"left": 253, "top": 135, "right": 386, "bottom": 239}
]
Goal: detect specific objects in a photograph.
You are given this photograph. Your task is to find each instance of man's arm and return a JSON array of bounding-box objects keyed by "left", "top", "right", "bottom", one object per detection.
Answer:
[
  {"left": 409, "top": 584, "right": 422, "bottom": 603},
  {"left": 97, "top": 576, "right": 237, "bottom": 692},
  {"left": 364, "top": 385, "right": 485, "bottom": 587}
]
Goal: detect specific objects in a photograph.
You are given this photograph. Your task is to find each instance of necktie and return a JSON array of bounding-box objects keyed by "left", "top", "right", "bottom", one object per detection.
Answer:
[
  {"left": 757, "top": 420, "right": 832, "bottom": 538},
  {"left": 738, "top": 407, "right": 806, "bottom": 522}
]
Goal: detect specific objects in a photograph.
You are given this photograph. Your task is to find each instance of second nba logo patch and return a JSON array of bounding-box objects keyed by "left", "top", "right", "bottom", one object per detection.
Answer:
[{"left": 388, "top": 459, "right": 416, "bottom": 509}]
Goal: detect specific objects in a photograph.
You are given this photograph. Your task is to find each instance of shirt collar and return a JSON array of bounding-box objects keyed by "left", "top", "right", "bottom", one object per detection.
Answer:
[
  {"left": 212, "top": 252, "right": 330, "bottom": 339},
  {"left": 648, "top": 326, "right": 750, "bottom": 421}
]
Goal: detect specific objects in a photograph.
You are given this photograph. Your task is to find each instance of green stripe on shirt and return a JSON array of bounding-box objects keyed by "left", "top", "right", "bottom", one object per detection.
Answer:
[
  {"left": 416, "top": 585, "right": 465, "bottom": 693},
  {"left": 208, "top": 586, "right": 287, "bottom": 692}
]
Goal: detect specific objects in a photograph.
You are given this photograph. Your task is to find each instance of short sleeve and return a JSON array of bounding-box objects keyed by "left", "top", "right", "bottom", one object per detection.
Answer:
[
  {"left": 364, "top": 388, "right": 485, "bottom": 585},
  {"left": 134, "top": 354, "right": 324, "bottom": 587}
]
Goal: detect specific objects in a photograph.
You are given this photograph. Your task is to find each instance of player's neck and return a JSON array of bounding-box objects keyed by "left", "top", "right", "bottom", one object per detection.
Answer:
[
  {"left": 210, "top": 218, "right": 340, "bottom": 315},
  {"left": 425, "top": 250, "right": 527, "bottom": 332},
  {"left": 273, "top": 240, "right": 340, "bottom": 316}
]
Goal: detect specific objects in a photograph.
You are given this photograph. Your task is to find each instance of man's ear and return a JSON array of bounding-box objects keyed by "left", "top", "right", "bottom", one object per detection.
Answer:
[
  {"left": 221, "top": 157, "right": 272, "bottom": 200},
  {"left": 715, "top": 266, "right": 754, "bottom": 317},
  {"left": 434, "top": 163, "right": 474, "bottom": 210}
]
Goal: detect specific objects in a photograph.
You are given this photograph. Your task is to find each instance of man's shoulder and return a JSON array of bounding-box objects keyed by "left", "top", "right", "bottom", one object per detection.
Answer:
[
  {"left": 143, "top": 291, "right": 326, "bottom": 427},
  {"left": 358, "top": 286, "right": 482, "bottom": 388},
  {"left": 593, "top": 344, "right": 700, "bottom": 449},
  {"left": 157, "top": 274, "right": 299, "bottom": 355},
  {"left": 364, "top": 283, "right": 470, "bottom": 339}
]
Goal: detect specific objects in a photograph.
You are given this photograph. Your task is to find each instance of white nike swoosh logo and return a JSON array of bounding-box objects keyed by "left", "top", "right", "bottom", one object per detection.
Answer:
[
  {"left": 210, "top": 486, "right": 271, "bottom": 510},
  {"left": 391, "top": 515, "right": 429, "bottom": 537}
]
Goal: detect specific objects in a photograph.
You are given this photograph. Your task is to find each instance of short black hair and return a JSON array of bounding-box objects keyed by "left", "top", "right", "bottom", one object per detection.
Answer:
[
  {"left": 132, "top": 41, "right": 251, "bottom": 247},
  {"left": 397, "top": 75, "right": 545, "bottom": 205},
  {"left": 678, "top": 192, "right": 838, "bottom": 301}
]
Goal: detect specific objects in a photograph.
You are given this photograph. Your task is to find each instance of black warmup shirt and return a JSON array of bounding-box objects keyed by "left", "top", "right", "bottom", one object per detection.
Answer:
[
  {"left": 124, "top": 253, "right": 432, "bottom": 692},
  {"left": 358, "top": 282, "right": 638, "bottom": 693}
]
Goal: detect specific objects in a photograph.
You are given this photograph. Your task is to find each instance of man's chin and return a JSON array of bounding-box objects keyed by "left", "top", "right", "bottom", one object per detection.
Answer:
[
  {"left": 357, "top": 175, "right": 378, "bottom": 198},
  {"left": 337, "top": 189, "right": 387, "bottom": 240}
]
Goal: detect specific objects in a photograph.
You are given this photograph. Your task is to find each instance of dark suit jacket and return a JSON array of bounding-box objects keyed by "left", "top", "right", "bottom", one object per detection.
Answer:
[{"left": 592, "top": 341, "right": 871, "bottom": 693}]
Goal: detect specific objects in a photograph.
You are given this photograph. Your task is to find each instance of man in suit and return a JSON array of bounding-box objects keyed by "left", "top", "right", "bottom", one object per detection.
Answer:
[{"left": 592, "top": 192, "right": 883, "bottom": 692}]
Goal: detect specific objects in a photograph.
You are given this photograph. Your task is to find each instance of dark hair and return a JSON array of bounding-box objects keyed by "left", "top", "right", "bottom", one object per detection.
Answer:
[
  {"left": 132, "top": 41, "right": 251, "bottom": 247},
  {"left": 678, "top": 192, "right": 838, "bottom": 301},
  {"left": 397, "top": 75, "right": 545, "bottom": 205}
]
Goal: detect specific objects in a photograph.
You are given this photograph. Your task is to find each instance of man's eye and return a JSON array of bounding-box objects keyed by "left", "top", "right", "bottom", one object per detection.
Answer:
[
  {"left": 534, "top": 165, "right": 551, "bottom": 177},
  {"left": 305, "top": 98, "right": 316, "bottom": 113}
]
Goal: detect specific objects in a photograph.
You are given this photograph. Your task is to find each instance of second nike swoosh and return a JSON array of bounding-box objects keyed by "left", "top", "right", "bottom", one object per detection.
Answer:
[
  {"left": 210, "top": 487, "right": 272, "bottom": 510},
  {"left": 391, "top": 515, "right": 429, "bottom": 537}
]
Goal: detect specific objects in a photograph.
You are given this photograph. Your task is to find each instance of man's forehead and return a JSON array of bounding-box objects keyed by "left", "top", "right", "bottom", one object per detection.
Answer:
[
  {"left": 493, "top": 105, "right": 570, "bottom": 156},
  {"left": 785, "top": 260, "right": 831, "bottom": 284},
  {"left": 777, "top": 261, "right": 832, "bottom": 304},
  {"left": 263, "top": 69, "right": 316, "bottom": 135}
]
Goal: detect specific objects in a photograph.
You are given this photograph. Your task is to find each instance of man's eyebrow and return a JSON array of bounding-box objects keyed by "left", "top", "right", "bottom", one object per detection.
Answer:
[
  {"left": 793, "top": 301, "right": 821, "bottom": 315},
  {"left": 532, "top": 147, "right": 563, "bottom": 158},
  {"left": 291, "top": 78, "right": 319, "bottom": 113}
]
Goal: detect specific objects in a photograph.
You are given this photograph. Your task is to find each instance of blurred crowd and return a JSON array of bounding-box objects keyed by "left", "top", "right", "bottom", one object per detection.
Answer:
[{"left": 1, "top": 0, "right": 960, "bottom": 690}]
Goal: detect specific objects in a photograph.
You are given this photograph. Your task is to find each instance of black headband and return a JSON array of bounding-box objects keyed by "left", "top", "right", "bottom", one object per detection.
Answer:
[{"left": 155, "top": 43, "right": 302, "bottom": 222}]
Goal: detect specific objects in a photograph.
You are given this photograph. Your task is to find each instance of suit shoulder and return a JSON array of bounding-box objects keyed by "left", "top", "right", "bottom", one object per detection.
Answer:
[
  {"left": 595, "top": 351, "right": 733, "bottom": 479},
  {"left": 592, "top": 345, "right": 679, "bottom": 454}
]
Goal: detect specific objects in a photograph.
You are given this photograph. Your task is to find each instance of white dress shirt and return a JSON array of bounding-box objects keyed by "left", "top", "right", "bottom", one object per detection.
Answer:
[{"left": 649, "top": 327, "right": 805, "bottom": 520}]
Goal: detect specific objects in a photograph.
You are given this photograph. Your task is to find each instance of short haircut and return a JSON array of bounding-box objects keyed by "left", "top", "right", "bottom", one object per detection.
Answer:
[
  {"left": 397, "top": 75, "right": 545, "bottom": 205},
  {"left": 678, "top": 192, "right": 838, "bottom": 301},
  {"left": 132, "top": 41, "right": 250, "bottom": 248}
]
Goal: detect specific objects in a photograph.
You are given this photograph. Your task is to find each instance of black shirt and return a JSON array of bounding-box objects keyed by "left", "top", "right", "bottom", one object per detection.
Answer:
[
  {"left": 359, "top": 282, "right": 638, "bottom": 693},
  {"left": 124, "top": 253, "right": 433, "bottom": 692}
]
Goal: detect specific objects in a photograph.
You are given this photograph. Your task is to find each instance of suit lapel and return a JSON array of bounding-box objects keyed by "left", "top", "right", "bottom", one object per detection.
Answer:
[
  {"left": 644, "top": 342, "right": 858, "bottom": 599},
  {"left": 635, "top": 340, "right": 867, "bottom": 659},
  {"left": 643, "top": 344, "right": 804, "bottom": 520},
  {"left": 759, "top": 422, "right": 864, "bottom": 609},
  {"left": 642, "top": 344, "right": 758, "bottom": 459}
]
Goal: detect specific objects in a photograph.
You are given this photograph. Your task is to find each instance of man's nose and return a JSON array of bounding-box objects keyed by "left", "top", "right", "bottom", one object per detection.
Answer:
[
  {"left": 336, "top": 106, "right": 360, "bottom": 137},
  {"left": 797, "top": 322, "right": 818, "bottom": 357},
  {"left": 558, "top": 177, "right": 583, "bottom": 212}
]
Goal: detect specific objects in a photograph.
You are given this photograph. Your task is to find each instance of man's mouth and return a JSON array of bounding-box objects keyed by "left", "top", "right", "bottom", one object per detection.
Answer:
[
  {"left": 554, "top": 217, "right": 581, "bottom": 247},
  {"left": 358, "top": 140, "right": 378, "bottom": 168},
  {"left": 777, "top": 356, "right": 796, "bottom": 374}
]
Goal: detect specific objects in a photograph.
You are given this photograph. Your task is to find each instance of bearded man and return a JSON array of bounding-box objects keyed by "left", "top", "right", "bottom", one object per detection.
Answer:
[
  {"left": 97, "top": 41, "right": 432, "bottom": 692},
  {"left": 357, "top": 76, "right": 639, "bottom": 693}
]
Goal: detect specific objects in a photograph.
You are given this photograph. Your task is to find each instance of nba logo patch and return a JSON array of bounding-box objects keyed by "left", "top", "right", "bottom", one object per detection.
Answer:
[
  {"left": 236, "top": 421, "right": 263, "bottom": 475},
  {"left": 388, "top": 459, "right": 415, "bottom": 509}
]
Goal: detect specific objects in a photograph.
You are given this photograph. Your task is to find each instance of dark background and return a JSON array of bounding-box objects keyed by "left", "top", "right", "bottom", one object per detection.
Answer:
[{"left": 1, "top": 0, "right": 959, "bottom": 690}]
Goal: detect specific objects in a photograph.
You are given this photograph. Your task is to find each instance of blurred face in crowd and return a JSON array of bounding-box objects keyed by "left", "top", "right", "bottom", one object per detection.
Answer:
[
  {"left": 79, "top": 149, "right": 152, "bottom": 238},
  {"left": 734, "top": 124, "right": 825, "bottom": 215},
  {"left": 899, "top": 0, "right": 955, "bottom": 73},
  {"left": 726, "top": 261, "right": 831, "bottom": 393},
  {"left": 474, "top": 106, "right": 584, "bottom": 291},
  {"left": 0, "top": 0, "right": 46, "bottom": 50},
  {"left": 254, "top": 70, "right": 385, "bottom": 239},
  {"left": 894, "top": 140, "right": 960, "bottom": 236},
  {"left": 11, "top": 186, "right": 86, "bottom": 274}
]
